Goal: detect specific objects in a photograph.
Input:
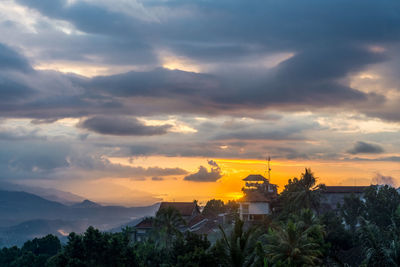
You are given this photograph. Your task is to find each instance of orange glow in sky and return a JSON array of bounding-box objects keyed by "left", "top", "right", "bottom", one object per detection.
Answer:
[{"left": 56, "top": 156, "right": 400, "bottom": 206}]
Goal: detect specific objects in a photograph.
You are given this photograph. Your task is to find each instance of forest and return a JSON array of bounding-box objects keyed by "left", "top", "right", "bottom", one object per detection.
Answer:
[{"left": 1, "top": 169, "right": 399, "bottom": 267}]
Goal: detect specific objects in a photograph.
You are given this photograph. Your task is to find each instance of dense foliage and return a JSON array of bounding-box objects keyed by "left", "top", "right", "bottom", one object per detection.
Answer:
[{"left": 1, "top": 169, "right": 400, "bottom": 266}]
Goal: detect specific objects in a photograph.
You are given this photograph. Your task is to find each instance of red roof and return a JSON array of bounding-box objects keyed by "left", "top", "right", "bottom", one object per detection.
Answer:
[
  {"left": 134, "top": 217, "right": 153, "bottom": 228},
  {"left": 159, "top": 202, "right": 199, "bottom": 216},
  {"left": 324, "top": 186, "right": 366, "bottom": 194}
]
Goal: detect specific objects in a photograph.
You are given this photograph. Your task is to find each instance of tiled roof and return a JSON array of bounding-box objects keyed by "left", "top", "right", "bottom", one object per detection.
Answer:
[
  {"left": 243, "top": 174, "right": 268, "bottom": 182},
  {"left": 324, "top": 186, "right": 367, "bottom": 194},
  {"left": 188, "top": 215, "right": 208, "bottom": 228},
  {"left": 191, "top": 220, "right": 219, "bottom": 235},
  {"left": 134, "top": 217, "right": 153, "bottom": 228},
  {"left": 159, "top": 202, "right": 199, "bottom": 216}
]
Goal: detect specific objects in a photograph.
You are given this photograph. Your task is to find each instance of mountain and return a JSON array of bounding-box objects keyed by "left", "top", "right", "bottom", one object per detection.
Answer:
[
  {"left": 0, "top": 190, "right": 160, "bottom": 247},
  {"left": 71, "top": 199, "right": 102, "bottom": 208},
  {"left": 0, "top": 181, "right": 85, "bottom": 204},
  {"left": 0, "top": 190, "right": 67, "bottom": 226}
]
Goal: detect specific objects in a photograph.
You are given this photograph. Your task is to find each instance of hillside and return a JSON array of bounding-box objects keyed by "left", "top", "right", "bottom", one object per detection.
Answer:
[{"left": 0, "top": 190, "right": 159, "bottom": 247}]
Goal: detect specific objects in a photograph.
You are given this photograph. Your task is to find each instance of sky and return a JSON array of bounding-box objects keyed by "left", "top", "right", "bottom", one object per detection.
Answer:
[{"left": 0, "top": 0, "right": 399, "bottom": 206}]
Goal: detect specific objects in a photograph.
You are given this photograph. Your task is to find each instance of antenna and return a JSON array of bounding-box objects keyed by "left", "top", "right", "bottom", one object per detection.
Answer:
[{"left": 267, "top": 156, "right": 271, "bottom": 181}]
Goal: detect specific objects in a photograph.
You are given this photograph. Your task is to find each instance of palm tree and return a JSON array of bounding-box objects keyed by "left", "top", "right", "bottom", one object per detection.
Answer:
[
  {"left": 279, "top": 168, "right": 325, "bottom": 214},
  {"left": 153, "top": 206, "right": 186, "bottom": 249},
  {"left": 265, "top": 220, "right": 323, "bottom": 266},
  {"left": 218, "top": 220, "right": 259, "bottom": 267},
  {"left": 357, "top": 218, "right": 391, "bottom": 266}
]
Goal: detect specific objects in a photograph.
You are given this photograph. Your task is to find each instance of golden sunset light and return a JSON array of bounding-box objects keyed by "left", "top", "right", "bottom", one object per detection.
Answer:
[{"left": 1, "top": 1, "right": 400, "bottom": 264}]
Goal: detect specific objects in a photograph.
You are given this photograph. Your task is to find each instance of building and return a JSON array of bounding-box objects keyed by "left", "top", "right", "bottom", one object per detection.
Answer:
[
  {"left": 133, "top": 201, "right": 201, "bottom": 241},
  {"left": 133, "top": 217, "right": 153, "bottom": 242},
  {"left": 158, "top": 201, "right": 200, "bottom": 222},
  {"left": 321, "top": 186, "right": 366, "bottom": 211},
  {"left": 238, "top": 174, "right": 278, "bottom": 222}
]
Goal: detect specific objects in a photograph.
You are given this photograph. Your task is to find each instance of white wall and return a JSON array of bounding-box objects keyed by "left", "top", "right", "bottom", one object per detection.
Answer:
[
  {"left": 240, "top": 202, "right": 270, "bottom": 215},
  {"left": 249, "top": 202, "right": 269, "bottom": 214}
]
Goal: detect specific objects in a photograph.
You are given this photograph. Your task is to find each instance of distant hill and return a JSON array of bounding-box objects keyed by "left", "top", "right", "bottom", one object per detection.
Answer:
[
  {"left": 0, "top": 181, "right": 85, "bottom": 204},
  {"left": 0, "top": 190, "right": 160, "bottom": 247},
  {"left": 71, "top": 199, "right": 102, "bottom": 208}
]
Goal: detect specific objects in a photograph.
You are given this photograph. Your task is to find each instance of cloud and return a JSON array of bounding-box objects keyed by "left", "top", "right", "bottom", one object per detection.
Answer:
[
  {"left": 184, "top": 160, "right": 222, "bottom": 182},
  {"left": 207, "top": 160, "right": 219, "bottom": 168},
  {"left": 1, "top": 0, "right": 394, "bottom": 122},
  {"left": 372, "top": 173, "right": 397, "bottom": 187},
  {"left": 151, "top": 176, "right": 164, "bottom": 181},
  {"left": 0, "top": 0, "right": 399, "bottom": 188},
  {"left": 347, "top": 141, "right": 384, "bottom": 154},
  {"left": 0, "top": 43, "right": 31, "bottom": 72},
  {"left": 79, "top": 116, "right": 172, "bottom": 136}
]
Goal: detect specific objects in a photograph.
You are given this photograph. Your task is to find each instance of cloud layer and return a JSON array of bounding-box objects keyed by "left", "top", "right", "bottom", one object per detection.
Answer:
[{"left": 0, "top": 0, "right": 398, "bottom": 189}]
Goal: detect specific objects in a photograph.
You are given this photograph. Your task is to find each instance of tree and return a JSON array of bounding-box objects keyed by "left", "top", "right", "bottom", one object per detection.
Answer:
[
  {"left": 153, "top": 206, "right": 186, "bottom": 249},
  {"left": 49, "top": 227, "right": 138, "bottom": 267},
  {"left": 278, "top": 169, "right": 325, "bottom": 215},
  {"left": 265, "top": 220, "right": 324, "bottom": 266},
  {"left": 218, "top": 220, "right": 260, "bottom": 267},
  {"left": 339, "top": 193, "right": 365, "bottom": 234},
  {"left": 0, "top": 246, "right": 21, "bottom": 267},
  {"left": 202, "top": 199, "right": 225, "bottom": 217},
  {"left": 320, "top": 211, "right": 353, "bottom": 264},
  {"left": 171, "top": 231, "right": 221, "bottom": 267},
  {"left": 363, "top": 185, "right": 400, "bottom": 228},
  {"left": 357, "top": 218, "right": 393, "bottom": 267},
  {"left": 22, "top": 234, "right": 61, "bottom": 257}
]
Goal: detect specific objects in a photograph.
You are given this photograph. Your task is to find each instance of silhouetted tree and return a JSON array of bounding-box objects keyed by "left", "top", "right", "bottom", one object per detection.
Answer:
[
  {"left": 278, "top": 168, "right": 325, "bottom": 215},
  {"left": 218, "top": 220, "right": 259, "bottom": 267},
  {"left": 153, "top": 206, "right": 186, "bottom": 249},
  {"left": 202, "top": 199, "right": 225, "bottom": 217},
  {"left": 265, "top": 219, "right": 324, "bottom": 266}
]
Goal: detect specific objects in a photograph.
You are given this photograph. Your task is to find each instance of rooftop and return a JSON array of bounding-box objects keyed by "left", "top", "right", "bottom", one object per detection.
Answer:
[
  {"left": 159, "top": 202, "right": 199, "bottom": 216},
  {"left": 243, "top": 174, "right": 268, "bottom": 182},
  {"left": 134, "top": 217, "right": 153, "bottom": 229}
]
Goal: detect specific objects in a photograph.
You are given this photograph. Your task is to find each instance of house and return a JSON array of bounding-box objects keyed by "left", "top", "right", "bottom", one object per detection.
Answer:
[
  {"left": 238, "top": 174, "right": 278, "bottom": 222},
  {"left": 133, "top": 201, "right": 201, "bottom": 241},
  {"left": 158, "top": 201, "right": 200, "bottom": 223},
  {"left": 133, "top": 217, "right": 153, "bottom": 242},
  {"left": 321, "top": 186, "right": 366, "bottom": 211}
]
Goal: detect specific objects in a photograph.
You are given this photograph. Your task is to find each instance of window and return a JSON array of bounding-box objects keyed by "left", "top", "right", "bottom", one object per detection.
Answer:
[{"left": 242, "top": 204, "right": 249, "bottom": 214}]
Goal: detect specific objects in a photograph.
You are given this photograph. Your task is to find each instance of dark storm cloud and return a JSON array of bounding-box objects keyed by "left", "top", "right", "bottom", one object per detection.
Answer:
[
  {"left": 347, "top": 141, "right": 384, "bottom": 154},
  {"left": 13, "top": 0, "right": 400, "bottom": 114},
  {"left": 0, "top": 43, "right": 31, "bottom": 72},
  {"left": 184, "top": 160, "right": 222, "bottom": 182},
  {"left": 88, "top": 68, "right": 219, "bottom": 98},
  {"left": 0, "top": 76, "right": 35, "bottom": 102},
  {"left": 79, "top": 116, "right": 172, "bottom": 136},
  {"left": 3, "top": 0, "right": 400, "bottom": 120}
]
